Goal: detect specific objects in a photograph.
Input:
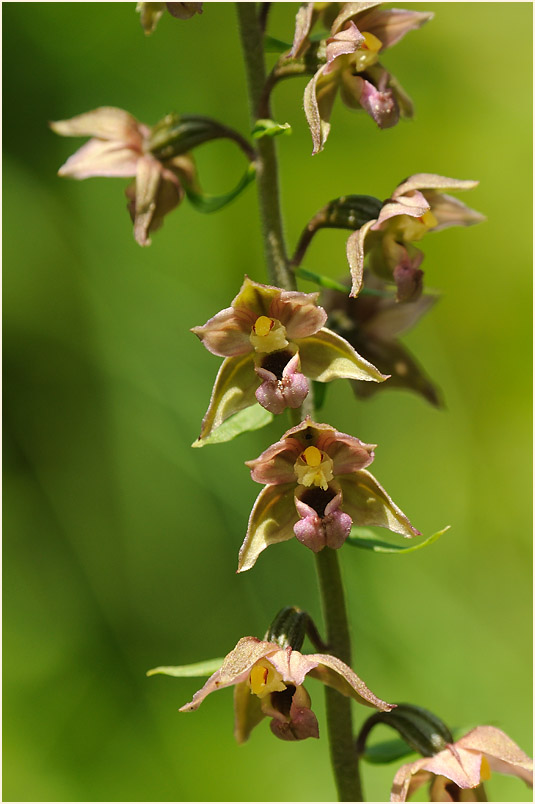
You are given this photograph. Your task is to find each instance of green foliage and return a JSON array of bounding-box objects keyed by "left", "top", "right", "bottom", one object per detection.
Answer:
[
  {"left": 347, "top": 526, "right": 450, "bottom": 554},
  {"left": 147, "top": 658, "right": 223, "bottom": 677}
]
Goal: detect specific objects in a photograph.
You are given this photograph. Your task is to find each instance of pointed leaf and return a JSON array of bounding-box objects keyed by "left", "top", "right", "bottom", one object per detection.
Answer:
[
  {"left": 193, "top": 404, "right": 273, "bottom": 447},
  {"left": 147, "top": 658, "right": 224, "bottom": 678},
  {"left": 347, "top": 525, "right": 450, "bottom": 553},
  {"left": 184, "top": 162, "right": 256, "bottom": 213},
  {"left": 252, "top": 119, "right": 292, "bottom": 140},
  {"left": 263, "top": 34, "right": 293, "bottom": 53}
]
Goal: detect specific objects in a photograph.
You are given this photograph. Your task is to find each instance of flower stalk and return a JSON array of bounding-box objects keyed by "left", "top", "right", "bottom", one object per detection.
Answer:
[
  {"left": 236, "top": 2, "right": 294, "bottom": 290},
  {"left": 236, "top": 6, "right": 364, "bottom": 798}
]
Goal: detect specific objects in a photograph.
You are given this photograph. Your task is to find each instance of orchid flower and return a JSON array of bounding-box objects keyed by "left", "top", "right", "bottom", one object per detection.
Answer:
[
  {"left": 192, "top": 276, "right": 386, "bottom": 443},
  {"left": 346, "top": 173, "right": 485, "bottom": 300},
  {"left": 180, "top": 636, "right": 394, "bottom": 743},
  {"left": 294, "top": 2, "right": 433, "bottom": 153},
  {"left": 238, "top": 417, "right": 419, "bottom": 571},
  {"left": 390, "top": 725, "right": 533, "bottom": 802},
  {"left": 50, "top": 107, "right": 196, "bottom": 246}
]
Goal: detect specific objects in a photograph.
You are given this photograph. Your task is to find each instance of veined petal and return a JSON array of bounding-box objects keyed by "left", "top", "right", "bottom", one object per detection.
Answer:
[
  {"left": 330, "top": 2, "right": 382, "bottom": 35},
  {"left": 325, "top": 22, "right": 364, "bottom": 73},
  {"left": 315, "top": 429, "right": 375, "bottom": 475},
  {"left": 308, "top": 653, "right": 394, "bottom": 710},
  {"left": 425, "top": 192, "right": 486, "bottom": 231},
  {"left": 219, "top": 637, "right": 278, "bottom": 683},
  {"left": 374, "top": 191, "right": 430, "bottom": 227},
  {"left": 191, "top": 307, "right": 252, "bottom": 357},
  {"left": 179, "top": 667, "right": 238, "bottom": 712},
  {"left": 390, "top": 750, "right": 481, "bottom": 803},
  {"left": 304, "top": 67, "right": 339, "bottom": 155},
  {"left": 393, "top": 174, "right": 480, "bottom": 198},
  {"left": 358, "top": 8, "right": 433, "bottom": 50},
  {"left": 233, "top": 681, "right": 266, "bottom": 744},
  {"left": 297, "top": 327, "right": 388, "bottom": 383},
  {"left": 270, "top": 290, "right": 326, "bottom": 339},
  {"left": 238, "top": 484, "right": 297, "bottom": 572},
  {"left": 347, "top": 220, "right": 376, "bottom": 296},
  {"left": 50, "top": 107, "right": 145, "bottom": 144},
  {"left": 338, "top": 470, "right": 420, "bottom": 537},
  {"left": 194, "top": 353, "right": 258, "bottom": 445},
  {"left": 246, "top": 436, "right": 301, "bottom": 486},
  {"left": 57, "top": 139, "right": 140, "bottom": 179},
  {"left": 459, "top": 727, "right": 533, "bottom": 786}
]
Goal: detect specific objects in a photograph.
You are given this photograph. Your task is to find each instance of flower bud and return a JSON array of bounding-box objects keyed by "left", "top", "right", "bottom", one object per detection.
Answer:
[
  {"left": 148, "top": 114, "right": 254, "bottom": 162},
  {"left": 264, "top": 606, "right": 309, "bottom": 651},
  {"left": 317, "top": 195, "right": 383, "bottom": 232},
  {"left": 357, "top": 703, "right": 454, "bottom": 759}
]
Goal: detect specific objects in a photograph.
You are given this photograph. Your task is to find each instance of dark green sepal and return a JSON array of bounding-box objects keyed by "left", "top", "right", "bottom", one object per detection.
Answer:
[
  {"left": 264, "top": 606, "right": 327, "bottom": 652},
  {"left": 149, "top": 114, "right": 254, "bottom": 161},
  {"left": 319, "top": 195, "right": 383, "bottom": 231},
  {"left": 356, "top": 703, "right": 454, "bottom": 760}
]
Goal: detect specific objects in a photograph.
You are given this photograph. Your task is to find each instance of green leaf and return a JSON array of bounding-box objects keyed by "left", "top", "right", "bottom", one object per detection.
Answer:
[
  {"left": 184, "top": 162, "right": 256, "bottom": 214},
  {"left": 147, "top": 658, "right": 224, "bottom": 678},
  {"left": 263, "top": 35, "right": 292, "bottom": 53},
  {"left": 193, "top": 401, "right": 273, "bottom": 448},
  {"left": 252, "top": 119, "right": 292, "bottom": 140},
  {"left": 363, "top": 737, "right": 418, "bottom": 765},
  {"left": 347, "top": 526, "right": 450, "bottom": 553},
  {"left": 294, "top": 267, "right": 350, "bottom": 293}
]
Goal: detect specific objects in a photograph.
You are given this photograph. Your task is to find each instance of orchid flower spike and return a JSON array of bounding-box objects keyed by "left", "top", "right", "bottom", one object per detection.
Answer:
[
  {"left": 390, "top": 725, "right": 533, "bottom": 802},
  {"left": 346, "top": 173, "right": 485, "bottom": 300},
  {"left": 191, "top": 276, "right": 387, "bottom": 444},
  {"left": 180, "top": 636, "right": 394, "bottom": 743},
  {"left": 238, "top": 417, "right": 419, "bottom": 571},
  {"left": 294, "top": 2, "right": 433, "bottom": 153}
]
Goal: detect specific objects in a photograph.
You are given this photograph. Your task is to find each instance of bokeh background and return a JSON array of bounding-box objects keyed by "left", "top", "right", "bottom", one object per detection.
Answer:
[{"left": 3, "top": 3, "right": 532, "bottom": 802}]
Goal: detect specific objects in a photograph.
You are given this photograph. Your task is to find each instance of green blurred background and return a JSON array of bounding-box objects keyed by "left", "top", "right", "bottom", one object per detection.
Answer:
[{"left": 3, "top": 3, "right": 532, "bottom": 801}]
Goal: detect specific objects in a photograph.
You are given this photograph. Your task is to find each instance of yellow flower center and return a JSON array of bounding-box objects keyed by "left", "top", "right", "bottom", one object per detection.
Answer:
[
  {"left": 479, "top": 756, "right": 492, "bottom": 782},
  {"left": 249, "top": 316, "right": 289, "bottom": 353},
  {"left": 248, "top": 659, "right": 287, "bottom": 699},
  {"left": 294, "top": 445, "right": 334, "bottom": 491},
  {"left": 394, "top": 208, "right": 438, "bottom": 242},
  {"left": 354, "top": 31, "right": 382, "bottom": 72}
]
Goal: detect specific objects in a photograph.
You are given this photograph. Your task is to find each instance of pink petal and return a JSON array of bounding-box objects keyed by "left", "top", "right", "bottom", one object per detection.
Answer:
[
  {"left": 191, "top": 307, "right": 252, "bottom": 357},
  {"left": 57, "top": 139, "right": 140, "bottom": 179},
  {"left": 308, "top": 652, "right": 394, "bottom": 710},
  {"left": 270, "top": 290, "right": 327, "bottom": 339},
  {"left": 325, "top": 21, "right": 364, "bottom": 74},
  {"left": 255, "top": 352, "right": 309, "bottom": 413},
  {"left": 246, "top": 435, "right": 302, "bottom": 485},
  {"left": 372, "top": 191, "right": 430, "bottom": 228},
  {"left": 357, "top": 8, "right": 433, "bottom": 50},
  {"left": 50, "top": 107, "right": 146, "bottom": 144},
  {"left": 347, "top": 220, "right": 376, "bottom": 297},
  {"left": 393, "top": 174, "right": 480, "bottom": 198}
]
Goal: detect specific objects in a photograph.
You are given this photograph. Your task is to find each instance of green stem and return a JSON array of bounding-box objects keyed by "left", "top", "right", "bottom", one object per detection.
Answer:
[
  {"left": 316, "top": 548, "right": 363, "bottom": 801},
  {"left": 236, "top": 3, "right": 295, "bottom": 290},
  {"left": 236, "top": 6, "right": 361, "bottom": 800}
]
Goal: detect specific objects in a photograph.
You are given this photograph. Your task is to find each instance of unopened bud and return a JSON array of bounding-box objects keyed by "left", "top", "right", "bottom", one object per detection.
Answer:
[
  {"left": 265, "top": 607, "right": 309, "bottom": 651},
  {"left": 357, "top": 702, "right": 454, "bottom": 759}
]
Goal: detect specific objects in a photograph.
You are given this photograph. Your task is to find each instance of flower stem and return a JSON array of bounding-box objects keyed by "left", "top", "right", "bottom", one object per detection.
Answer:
[
  {"left": 316, "top": 547, "right": 364, "bottom": 801},
  {"left": 236, "top": 2, "right": 295, "bottom": 290},
  {"left": 236, "top": 6, "right": 361, "bottom": 800}
]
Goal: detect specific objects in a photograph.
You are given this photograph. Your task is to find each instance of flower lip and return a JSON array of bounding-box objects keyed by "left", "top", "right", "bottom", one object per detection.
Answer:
[{"left": 298, "top": 485, "right": 337, "bottom": 518}]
